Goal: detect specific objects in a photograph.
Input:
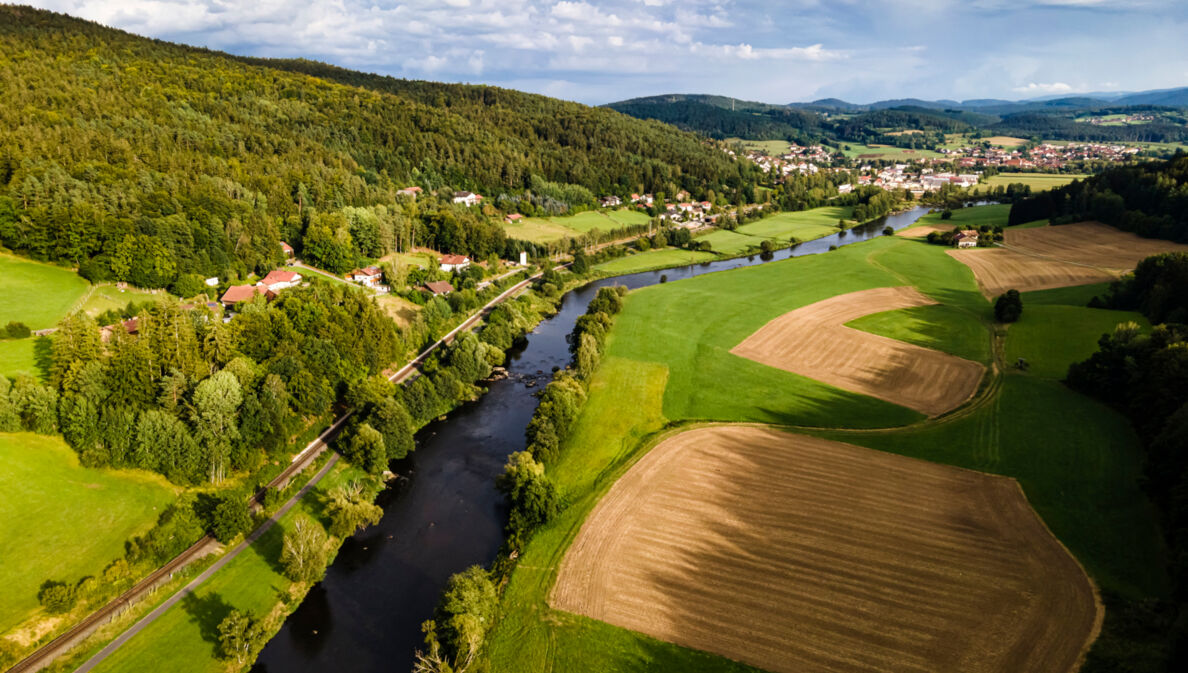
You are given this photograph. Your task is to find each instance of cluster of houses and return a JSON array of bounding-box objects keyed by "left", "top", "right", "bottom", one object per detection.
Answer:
[
  {"left": 742, "top": 146, "right": 835, "bottom": 177},
  {"left": 848, "top": 166, "right": 981, "bottom": 197},
  {"left": 219, "top": 268, "right": 303, "bottom": 308},
  {"left": 939, "top": 142, "right": 1140, "bottom": 170}
]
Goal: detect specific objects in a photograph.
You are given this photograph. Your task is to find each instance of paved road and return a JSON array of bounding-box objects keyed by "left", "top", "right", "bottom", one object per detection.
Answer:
[{"left": 72, "top": 456, "right": 341, "bottom": 673}]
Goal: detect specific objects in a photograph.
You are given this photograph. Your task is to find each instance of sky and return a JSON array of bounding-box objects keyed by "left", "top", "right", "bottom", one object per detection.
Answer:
[{"left": 28, "top": 0, "right": 1188, "bottom": 105}]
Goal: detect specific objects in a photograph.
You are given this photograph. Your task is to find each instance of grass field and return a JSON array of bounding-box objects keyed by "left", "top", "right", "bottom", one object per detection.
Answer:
[
  {"left": 77, "top": 284, "right": 164, "bottom": 319},
  {"left": 0, "top": 338, "right": 41, "bottom": 379},
  {"left": 592, "top": 249, "right": 718, "bottom": 275},
  {"left": 1005, "top": 305, "right": 1149, "bottom": 379},
  {"left": 840, "top": 143, "right": 942, "bottom": 160},
  {"left": 913, "top": 203, "right": 1011, "bottom": 230},
  {"left": 735, "top": 205, "right": 853, "bottom": 239},
  {"left": 0, "top": 254, "right": 91, "bottom": 330},
  {"left": 507, "top": 209, "right": 651, "bottom": 244},
  {"left": 485, "top": 230, "right": 1166, "bottom": 671},
  {"left": 89, "top": 461, "right": 367, "bottom": 673},
  {"left": 1022, "top": 282, "right": 1111, "bottom": 306},
  {"left": 971, "top": 173, "right": 1088, "bottom": 194},
  {"left": 726, "top": 138, "right": 792, "bottom": 155},
  {"left": 0, "top": 433, "right": 176, "bottom": 633},
  {"left": 375, "top": 294, "right": 421, "bottom": 328}
]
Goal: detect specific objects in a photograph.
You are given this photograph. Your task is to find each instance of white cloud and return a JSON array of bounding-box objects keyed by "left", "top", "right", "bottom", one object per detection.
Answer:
[{"left": 1012, "top": 81, "right": 1076, "bottom": 94}]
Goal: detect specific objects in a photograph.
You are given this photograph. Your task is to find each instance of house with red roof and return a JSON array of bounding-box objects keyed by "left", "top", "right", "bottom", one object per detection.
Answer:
[
  {"left": 397, "top": 186, "right": 423, "bottom": 198},
  {"left": 452, "top": 191, "right": 482, "bottom": 206},
  {"left": 258, "top": 269, "right": 302, "bottom": 292},
  {"left": 505, "top": 213, "right": 525, "bottom": 224},
  {"left": 439, "top": 254, "right": 471, "bottom": 273},
  {"left": 350, "top": 266, "right": 383, "bottom": 288},
  {"left": 220, "top": 284, "right": 274, "bottom": 307},
  {"left": 423, "top": 280, "right": 455, "bottom": 296},
  {"left": 280, "top": 241, "right": 295, "bottom": 258},
  {"left": 953, "top": 230, "right": 980, "bottom": 249}
]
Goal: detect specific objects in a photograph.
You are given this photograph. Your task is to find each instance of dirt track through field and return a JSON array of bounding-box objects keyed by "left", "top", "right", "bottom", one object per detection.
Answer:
[
  {"left": 552, "top": 426, "right": 1101, "bottom": 673},
  {"left": 949, "top": 222, "right": 1188, "bottom": 298},
  {"left": 730, "top": 286, "right": 984, "bottom": 416}
]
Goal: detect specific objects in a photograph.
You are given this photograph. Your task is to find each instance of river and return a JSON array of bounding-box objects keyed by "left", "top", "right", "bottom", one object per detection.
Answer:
[{"left": 251, "top": 205, "right": 934, "bottom": 673}]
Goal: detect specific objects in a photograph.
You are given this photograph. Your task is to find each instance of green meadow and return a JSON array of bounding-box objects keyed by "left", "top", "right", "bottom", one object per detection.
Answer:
[
  {"left": 0, "top": 254, "right": 91, "bottom": 330},
  {"left": 0, "top": 433, "right": 176, "bottom": 632},
  {"left": 972, "top": 173, "right": 1088, "bottom": 194},
  {"left": 506, "top": 209, "right": 651, "bottom": 243}
]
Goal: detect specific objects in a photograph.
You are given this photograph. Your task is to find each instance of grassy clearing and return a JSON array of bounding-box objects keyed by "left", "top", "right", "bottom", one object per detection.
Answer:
[
  {"left": 1022, "top": 282, "right": 1110, "bottom": 306},
  {"left": 816, "top": 374, "right": 1168, "bottom": 600},
  {"left": 508, "top": 210, "right": 650, "bottom": 243},
  {"left": 1005, "top": 305, "right": 1149, "bottom": 379},
  {"left": 375, "top": 294, "right": 421, "bottom": 329},
  {"left": 0, "top": 338, "right": 41, "bottom": 379},
  {"left": 608, "top": 237, "right": 928, "bottom": 428},
  {"left": 734, "top": 205, "right": 853, "bottom": 240},
  {"left": 840, "top": 143, "right": 942, "bottom": 160},
  {"left": 592, "top": 249, "right": 717, "bottom": 275},
  {"left": 972, "top": 173, "right": 1088, "bottom": 194},
  {"left": 89, "top": 461, "right": 367, "bottom": 673},
  {"left": 0, "top": 433, "right": 176, "bottom": 633},
  {"left": 0, "top": 254, "right": 91, "bottom": 330},
  {"left": 691, "top": 229, "right": 767, "bottom": 255},
  {"left": 725, "top": 138, "right": 792, "bottom": 155},
  {"left": 77, "top": 284, "right": 165, "bottom": 318},
  {"left": 912, "top": 203, "right": 1011, "bottom": 230},
  {"left": 847, "top": 303, "right": 991, "bottom": 364}
]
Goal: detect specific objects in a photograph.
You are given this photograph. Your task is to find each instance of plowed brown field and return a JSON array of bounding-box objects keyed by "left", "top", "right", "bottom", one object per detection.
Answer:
[
  {"left": 730, "top": 286, "right": 984, "bottom": 416},
  {"left": 897, "top": 225, "right": 947, "bottom": 238},
  {"left": 552, "top": 426, "right": 1101, "bottom": 673},
  {"left": 949, "top": 222, "right": 1188, "bottom": 298}
]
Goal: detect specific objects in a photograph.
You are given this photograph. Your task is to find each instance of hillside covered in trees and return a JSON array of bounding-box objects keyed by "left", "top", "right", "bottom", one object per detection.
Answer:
[
  {"left": 1008, "top": 154, "right": 1188, "bottom": 241},
  {"left": 0, "top": 6, "right": 757, "bottom": 288}
]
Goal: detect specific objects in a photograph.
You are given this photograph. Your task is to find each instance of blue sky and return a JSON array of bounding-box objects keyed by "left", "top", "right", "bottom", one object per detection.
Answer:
[{"left": 31, "top": 0, "right": 1188, "bottom": 105}]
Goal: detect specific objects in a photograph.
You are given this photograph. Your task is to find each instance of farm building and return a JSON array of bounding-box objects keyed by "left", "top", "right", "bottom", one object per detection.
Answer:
[
  {"left": 220, "top": 284, "right": 274, "bottom": 307},
  {"left": 397, "top": 186, "right": 423, "bottom": 198},
  {"left": 440, "top": 254, "right": 471, "bottom": 272},
  {"left": 954, "top": 230, "right": 980, "bottom": 248},
  {"left": 505, "top": 213, "right": 524, "bottom": 224},
  {"left": 280, "top": 241, "right": 295, "bottom": 258}
]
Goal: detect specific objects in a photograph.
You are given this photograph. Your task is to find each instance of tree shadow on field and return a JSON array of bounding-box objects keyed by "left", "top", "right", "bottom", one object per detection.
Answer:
[
  {"left": 33, "top": 336, "right": 53, "bottom": 379},
  {"left": 181, "top": 591, "right": 234, "bottom": 651}
]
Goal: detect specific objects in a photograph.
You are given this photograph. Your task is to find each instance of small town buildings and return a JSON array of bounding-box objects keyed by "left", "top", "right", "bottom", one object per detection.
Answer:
[
  {"left": 440, "top": 254, "right": 471, "bottom": 273},
  {"left": 452, "top": 191, "right": 482, "bottom": 206},
  {"left": 599, "top": 195, "right": 622, "bottom": 208},
  {"left": 505, "top": 213, "right": 525, "bottom": 224},
  {"left": 837, "top": 183, "right": 854, "bottom": 195},
  {"left": 423, "top": 280, "right": 455, "bottom": 296},
  {"left": 954, "top": 230, "right": 980, "bottom": 248},
  {"left": 350, "top": 266, "right": 383, "bottom": 288},
  {"left": 220, "top": 284, "right": 274, "bottom": 307},
  {"left": 100, "top": 318, "right": 139, "bottom": 342},
  {"left": 280, "top": 241, "right": 295, "bottom": 258},
  {"left": 258, "top": 269, "right": 302, "bottom": 292},
  {"left": 397, "top": 186, "right": 423, "bottom": 198}
]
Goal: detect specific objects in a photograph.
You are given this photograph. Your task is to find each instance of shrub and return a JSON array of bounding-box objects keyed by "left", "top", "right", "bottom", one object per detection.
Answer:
[
  {"left": 994, "top": 289, "right": 1023, "bottom": 323},
  {"left": 2, "top": 321, "right": 31, "bottom": 339},
  {"left": 37, "top": 580, "right": 77, "bottom": 614}
]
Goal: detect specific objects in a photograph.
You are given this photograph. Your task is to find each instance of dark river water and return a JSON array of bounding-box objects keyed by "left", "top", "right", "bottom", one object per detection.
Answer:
[{"left": 251, "top": 205, "right": 934, "bottom": 673}]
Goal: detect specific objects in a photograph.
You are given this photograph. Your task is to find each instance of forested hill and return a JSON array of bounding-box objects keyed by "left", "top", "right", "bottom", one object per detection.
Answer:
[{"left": 0, "top": 6, "right": 752, "bottom": 285}]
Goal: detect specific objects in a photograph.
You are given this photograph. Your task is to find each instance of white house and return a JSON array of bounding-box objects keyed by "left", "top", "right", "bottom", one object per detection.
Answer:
[
  {"left": 204, "top": 276, "right": 220, "bottom": 287},
  {"left": 452, "top": 191, "right": 482, "bottom": 206},
  {"left": 837, "top": 183, "right": 854, "bottom": 195},
  {"left": 599, "top": 195, "right": 622, "bottom": 208},
  {"left": 257, "top": 269, "right": 302, "bottom": 292},
  {"left": 954, "top": 230, "right": 979, "bottom": 249},
  {"left": 350, "top": 266, "right": 383, "bottom": 288},
  {"left": 440, "top": 254, "right": 471, "bottom": 273}
]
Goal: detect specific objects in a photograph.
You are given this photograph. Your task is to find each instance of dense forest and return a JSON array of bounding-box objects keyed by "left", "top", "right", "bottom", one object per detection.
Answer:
[
  {"left": 606, "top": 98, "right": 825, "bottom": 143},
  {"left": 1008, "top": 154, "right": 1188, "bottom": 241},
  {"left": 992, "top": 112, "right": 1188, "bottom": 143},
  {"left": 1067, "top": 253, "right": 1188, "bottom": 669},
  {"left": 0, "top": 6, "right": 758, "bottom": 288}
]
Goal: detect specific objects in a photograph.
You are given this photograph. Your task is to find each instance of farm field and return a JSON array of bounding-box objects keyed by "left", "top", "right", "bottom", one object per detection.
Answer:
[
  {"left": 734, "top": 205, "right": 852, "bottom": 240},
  {"left": 88, "top": 461, "right": 367, "bottom": 673},
  {"left": 484, "top": 229, "right": 1168, "bottom": 673},
  {"left": 949, "top": 248, "right": 1116, "bottom": 298},
  {"left": 726, "top": 138, "right": 792, "bottom": 155},
  {"left": 0, "top": 433, "right": 176, "bottom": 634},
  {"left": 553, "top": 425, "right": 1100, "bottom": 673},
  {"left": 898, "top": 203, "right": 1011, "bottom": 238},
  {"left": 971, "top": 173, "right": 1088, "bottom": 194},
  {"left": 732, "top": 286, "right": 984, "bottom": 416},
  {"left": 1005, "top": 305, "right": 1149, "bottom": 379},
  {"left": 76, "top": 283, "right": 165, "bottom": 319},
  {"left": 0, "top": 254, "right": 90, "bottom": 330},
  {"left": 507, "top": 209, "right": 650, "bottom": 243},
  {"left": 592, "top": 248, "right": 717, "bottom": 275}
]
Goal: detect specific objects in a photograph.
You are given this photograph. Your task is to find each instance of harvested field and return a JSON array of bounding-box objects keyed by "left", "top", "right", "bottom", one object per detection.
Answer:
[
  {"left": 730, "top": 287, "right": 983, "bottom": 416},
  {"left": 947, "top": 248, "right": 1116, "bottom": 298},
  {"left": 1005, "top": 221, "right": 1188, "bottom": 269},
  {"left": 897, "top": 224, "right": 947, "bottom": 238},
  {"left": 552, "top": 425, "right": 1101, "bottom": 673}
]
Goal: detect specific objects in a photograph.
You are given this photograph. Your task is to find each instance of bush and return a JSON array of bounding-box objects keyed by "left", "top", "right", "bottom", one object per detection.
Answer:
[
  {"left": 205, "top": 493, "right": 251, "bottom": 543},
  {"left": 37, "top": 580, "right": 77, "bottom": 614},
  {"left": 941, "top": 209, "right": 953, "bottom": 220},
  {"left": 882, "top": 226, "right": 895, "bottom": 236},
  {"left": 994, "top": 289, "right": 1023, "bottom": 323},
  {"left": 2, "top": 321, "right": 31, "bottom": 339}
]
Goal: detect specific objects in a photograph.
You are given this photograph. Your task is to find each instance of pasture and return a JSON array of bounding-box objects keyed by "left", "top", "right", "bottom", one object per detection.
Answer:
[
  {"left": 840, "top": 143, "right": 942, "bottom": 160},
  {"left": 971, "top": 173, "right": 1088, "bottom": 194},
  {"left": 898, "top": 203, "right": 1011, "bottom": 238},
  {"left": 592, "top": 249, "right": 717, "bottom": 275},
  {"left": 731, "top": 286, "right": 984, "bottom": 416},
  {"left": 553, "top": 425, "right": 1100, "bottom": 673},
  {"left": 0, "top": 338, "right": 40, "bottom": 379},
  {"left": 0, "top": 433, "right": 175, "bottom": 633},
  {"left": 77, "top": 284, "right": 164, "bottom": 319},
  {"left": 1006, "top": 305, "right": 1149, "bottom": 379},
  {"left": 734, "top": 205, "right": 852, "bottom": 240},
  {"left": 0, "top": 254, "right": 90, "bottom": 330},
  {"left": 507, "top": 209, "right": 650, "bottom": 243},
  {"left": 726, "top": 138, "right": 792, "bottom": 155}
]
